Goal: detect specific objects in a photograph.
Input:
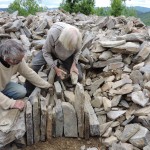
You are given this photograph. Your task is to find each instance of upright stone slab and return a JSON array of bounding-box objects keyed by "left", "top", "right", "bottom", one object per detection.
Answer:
[
  {"left": 62, "top": 102, "right": 78, "bottom": 137},
  {"left": 84, "top": 92, "right": 100, "bottom": 136},
  {"left": 55, "top": 99, "right": 63, "bottom": 137},
  {"left": 32, "top": 94, "right": 40, "bottom": 143},
  {"left": 40, "top": 96, "right": 47, "bottom": 142},
  {"left": 47, "top": 105, "right": 53, "bottom": 142},
  {"left": 25, "top": 101, "right": 33, "bottom": 146},
  {"left": 52, "top": 107, "right": 56, "bottom": 137},
  {"left": 84, "top": 109, "right": 90, "bottom": 140},
  {"left": 74, "top": 83, "right": 85, "bottom": 138},
  {"left": 54, "top": 81, "right": 62, "bottom": 99},
  {"left": 48, "top": 67, "right": 56, "bottom": 85}
]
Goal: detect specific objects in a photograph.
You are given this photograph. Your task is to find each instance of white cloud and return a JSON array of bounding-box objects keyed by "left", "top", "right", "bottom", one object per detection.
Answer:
[
  {"left": 95, "top": 0, "right": 150, "bottom": 8},
  {"left": 126, "top": 0, "right": 150, "bottom": 7},
  {"left": 95, "top": 0, "right": 111, "bottom": 7},
  {"left": 0, "top": 4, "right": 9, "bottom": 8}
]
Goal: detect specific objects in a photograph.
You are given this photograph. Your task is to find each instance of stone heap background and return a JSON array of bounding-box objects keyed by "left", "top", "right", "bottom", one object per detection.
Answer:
[{"left": 0, "top": 10, "right": 150, "bottom": 150}]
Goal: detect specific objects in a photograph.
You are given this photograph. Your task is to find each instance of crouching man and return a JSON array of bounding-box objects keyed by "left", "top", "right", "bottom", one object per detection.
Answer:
[{"left": 0, "top": 39, "right": 52, "bottom": 110}]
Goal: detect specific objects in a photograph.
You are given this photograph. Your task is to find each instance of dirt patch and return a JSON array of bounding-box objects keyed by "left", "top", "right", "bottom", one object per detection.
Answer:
[{"left": 24, "top": 137, "right": 103, "bottom": 150}]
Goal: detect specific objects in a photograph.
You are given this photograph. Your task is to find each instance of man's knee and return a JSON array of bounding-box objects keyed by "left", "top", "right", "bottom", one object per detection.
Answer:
[{"left": 15, "top": 86, "right": 27, "bottom": 99}]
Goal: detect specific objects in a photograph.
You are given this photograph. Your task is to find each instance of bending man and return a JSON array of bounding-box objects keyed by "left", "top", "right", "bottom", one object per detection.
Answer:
[
  {"left": 0, "top": 39, "right": 52, "bottom": 110},
  {"left": 26, "top": 22, "right": 83, "bottom": 96}
]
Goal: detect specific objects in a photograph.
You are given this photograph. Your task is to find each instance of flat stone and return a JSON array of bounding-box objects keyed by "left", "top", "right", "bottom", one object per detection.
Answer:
[
  {"left": 134, "top": 41, "right": 150, "bottom": 62},
  {"left": 108, "top": 62, "right": 124, "bottom": 71},
  {"left": 99, "top": 51, "right": 112, "bottom": 60},
  {"left": 89, "top": 77, "right": 104, "bottom": 96},
  {"left": 117, "top": 33, "right": 146, "bottom": 42},
  {"left": 111, "top": 95, "right": 122, "bottom": 107},
  {"left": 93, "top": 55, "right": 122, "bottom": 68},
  {"left": 131, "top": 91, "right": 149, "bottom": 107},
  {"left": 62, "top": 102, "right": 78, "bottom": 137},
  {"left": 101, "top": 82, "right": 113, "bottom": 92},
  {"left": 103, "top": 136, "right": 118, "bottom": 147},
  {"left": 97, "top": 115, "right": 106, "bottom": 125},
  {"left": 134, "top": 106, "right": 150, "bottom": 116},
  {"left": 122, "top": 115, "right": 135, "bottom": 126},
  {"left": 129, "top": 126, "right": 150, "bottom": 148},
  {"left": 99, "top": 40, "right": 126, "bottom": 48},
  {"left": 91, "top": 96, "right": 103, "bottom": 108},
  {"left": 99, "top": 121, "right": 113, "bottom": 136},
  {"left": 130, "top": 70, "right": 143, "bottom": 86},
  {"left": 145, "top": 81, "right": 150, "bottom": 90},
  {"left": 119, "top": 124, "right": 140, "bottom": 142},
  {"left": 112, "top": 78, "right": 132, "bottom": 89},
  {"left": 102, "top": 127, "right": 112, "bottom": 138},
  {"left": 112, "top": 42, "right": 140, "bottom": 54},
  {"left": 107, "top": 110, "right": 126, "bottom": 120},
  {"left": 0, "top": 110, "right": 26, "bottom": 148},
  {"left": 64, "top": 91, "right": 75, "bottom": 106},
  {"left": 111, "top": 143, "right": 133, "bottom": 150},
  {"left": 143, "top": 145, "right": 150, "bottom": 150},
  {"left": 0, "top": 109, "right": 20, "bottom": 133},
  {"left": 102, "top": 97, "right": 111, "bottom": 112}
]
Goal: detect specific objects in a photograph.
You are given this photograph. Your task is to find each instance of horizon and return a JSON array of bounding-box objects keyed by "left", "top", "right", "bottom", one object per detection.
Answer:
[{"left": 1, "top": 5, "right": 150, "bottom": 9}]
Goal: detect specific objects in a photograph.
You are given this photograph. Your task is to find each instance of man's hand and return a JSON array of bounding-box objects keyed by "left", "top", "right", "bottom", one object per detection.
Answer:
[
  {"left": 12, "top": 100, "right": 25, "bottom": 110},
  {"left": 70, "top": 62, "right": 79, "bottom": 75},
  {"left": 54, "top": 67, "right": 67, "bottom": 80}
]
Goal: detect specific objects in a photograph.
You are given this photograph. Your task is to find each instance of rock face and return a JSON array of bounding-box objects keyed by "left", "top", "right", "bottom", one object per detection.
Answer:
[{"left": 1, "top": 9, "right": 150, "bottom": 149}]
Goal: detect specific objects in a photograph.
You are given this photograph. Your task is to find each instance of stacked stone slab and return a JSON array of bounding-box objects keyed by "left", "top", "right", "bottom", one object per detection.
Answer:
[{"left": 1, "top": 10, "right": 150, "bottom": 149}]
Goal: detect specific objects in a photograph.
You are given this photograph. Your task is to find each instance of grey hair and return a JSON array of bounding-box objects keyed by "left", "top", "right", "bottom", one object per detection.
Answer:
[
  {"left": 0, "top": 39, "right": 26, "bottom": 59},
  {"left": 58, "top": 25, "right": 82, "bottom": 51}
]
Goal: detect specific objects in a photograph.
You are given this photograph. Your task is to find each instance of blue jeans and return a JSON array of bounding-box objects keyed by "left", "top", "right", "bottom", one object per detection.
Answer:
[{"left": 1, "top": 82, "right": 27, "bottom": 99}]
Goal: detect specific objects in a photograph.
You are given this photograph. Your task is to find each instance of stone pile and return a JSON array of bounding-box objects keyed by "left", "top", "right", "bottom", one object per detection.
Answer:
[{"left": 0, "top": 9, "right": 150, "bottom": 150}]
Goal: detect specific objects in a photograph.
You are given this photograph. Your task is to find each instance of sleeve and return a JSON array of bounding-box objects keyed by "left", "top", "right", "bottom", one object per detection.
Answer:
[
  {"left": 0, "top": 92, "right": 16, "bottom": 110},
  {"left": 42, "top": 30, "right": 56, "bottom": 68},
  {"left": 18, "top": 59, "right": 51, "bottom": 89}
]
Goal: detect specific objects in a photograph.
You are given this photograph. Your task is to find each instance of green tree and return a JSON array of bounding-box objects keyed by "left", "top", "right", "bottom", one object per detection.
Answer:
[
  {"left": 94, "top": 7, "right": 110, "bottom": 16},
  {"left": 7, "top": 0, "right": 47, "bottom": 16},
  {"left": 122, "top": 7, "right": 137, "bottom": 17},
  {"left": 60, "top": 0, "right": 95, "bottom": 15},
  {"left": 110, "top": 0, "right": 125, "bottom": 16}
]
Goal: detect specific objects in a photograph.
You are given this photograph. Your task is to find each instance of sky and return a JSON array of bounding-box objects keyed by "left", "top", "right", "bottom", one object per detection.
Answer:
[{"left": 1, "top": 0, "right": 150, "bottom": 8}]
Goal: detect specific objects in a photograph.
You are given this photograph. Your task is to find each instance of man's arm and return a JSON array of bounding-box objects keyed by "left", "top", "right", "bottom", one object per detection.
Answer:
[
  {"left": 18, "top": 59, "right": 52, "bottom": 89},
  {"left": 42, "top": 30, "right": 56, "bottom": 68}
]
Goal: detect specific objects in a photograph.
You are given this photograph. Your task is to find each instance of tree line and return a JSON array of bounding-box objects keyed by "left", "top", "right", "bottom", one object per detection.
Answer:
[{"left": 8, "top": 0, "right": 136, "bottom": 17}]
